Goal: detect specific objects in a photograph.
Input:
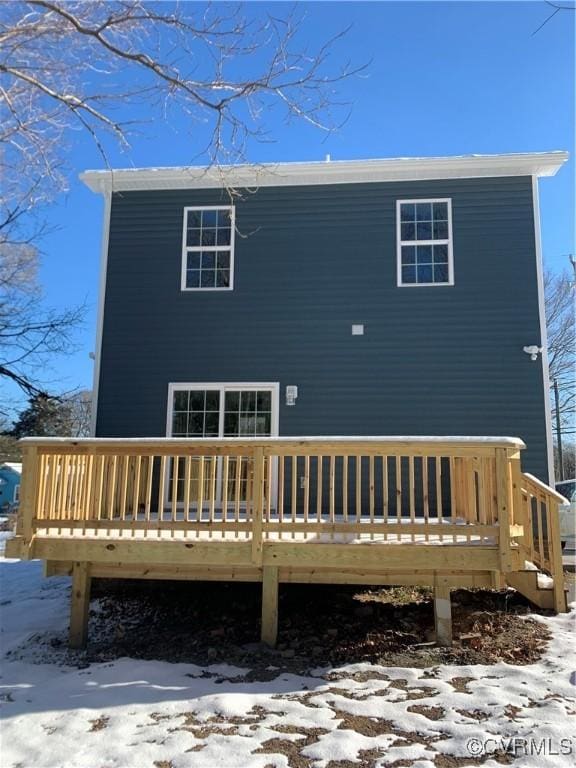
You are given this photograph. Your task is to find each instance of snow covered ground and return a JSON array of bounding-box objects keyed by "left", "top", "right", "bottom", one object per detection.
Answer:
[{"left": 0, "top": 557, "right": 574, "bottom": 768}]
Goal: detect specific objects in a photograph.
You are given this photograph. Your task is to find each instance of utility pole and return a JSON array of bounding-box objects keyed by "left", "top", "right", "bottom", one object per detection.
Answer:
[{"left": 553, "top": 377, "right": 563, "bottom": 481}]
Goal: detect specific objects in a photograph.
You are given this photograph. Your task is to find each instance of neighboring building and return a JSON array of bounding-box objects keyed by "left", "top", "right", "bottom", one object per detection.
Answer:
[
  {"left": 81, "top": 151, "right": 568, "bottom": 484},
  {"left": 0, "top": 463, "right": 22, "bottom": 509}
]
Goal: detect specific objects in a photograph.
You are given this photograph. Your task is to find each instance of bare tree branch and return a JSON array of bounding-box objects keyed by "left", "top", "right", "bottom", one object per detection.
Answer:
[
  {"left": 545, "top": 267, "right": 575, "bottom": 469},
  {"left": 0, "top": 2, "right": 364, "bottom": 405}
]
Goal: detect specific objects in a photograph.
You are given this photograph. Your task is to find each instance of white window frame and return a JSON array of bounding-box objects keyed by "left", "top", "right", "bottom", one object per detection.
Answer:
[
  {"left": 180, "top": 205, "right": 236, "bottom": 292},
  {"left": 166, "top": 382, "right": 280, "bottom": 439},
  {"left": 166, "top": 382, "right": 280, "bottom": 510},
  {"left": 396, "top": 198, "right": 454, "bottom": 287}
]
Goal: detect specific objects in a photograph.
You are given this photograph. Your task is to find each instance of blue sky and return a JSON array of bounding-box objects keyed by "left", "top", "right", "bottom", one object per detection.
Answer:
[{"left": 6, "top": 0, "right": 575, "bottom": 417}]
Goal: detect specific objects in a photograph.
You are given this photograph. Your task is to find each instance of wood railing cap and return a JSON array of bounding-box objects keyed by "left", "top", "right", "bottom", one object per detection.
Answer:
[
  {"left": 522, "top": 472, "right": 567, "bottom": 503},
  {"left": 19, "top": 435, "right": 526, "bottom": 449}
]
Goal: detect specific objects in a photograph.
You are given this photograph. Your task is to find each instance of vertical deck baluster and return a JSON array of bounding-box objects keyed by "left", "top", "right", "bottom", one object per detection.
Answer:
[
  {"left": 95, "top": 455, "right": 105, "bottom": 530},
  {"left": 197, "top": 456, "right": 205, "bottom": 532},
  {"left": 265, "top": 456, "right": 271, "bottom": 531},
  {"left": 107, "top": 455, "right": 117, "bottom": 522},
  {"left": 144, "top": 455, "right": 153, "bottom": 537},
  {"left": 423, "top": 456, "right": 429, "bottom": 542},
  {"left": 67, "top": 455, "right": 77, "bottom": 521},
  {"left": 329, "top": 455, "right": 336, "bottom": 540},
  {"left": 234, "top": 456, "right": 242, "bottom": 539},
  {"left": 450, "top": 457, "right": 458, "bottom": 526},
  {"left": 447, "top": 456, "right": 457, "bottom": 543},
  {"left": 171, "top": 455, "right": 179, "bottom": 538},
  {"left": 66, "top": 455, "right": 75, "bottom": 528},
  {"left": 303, "top": 455, "right": 310, "bottom": 527},
  {"left": 277, "top": 456, "right": 284, "bottom": 540},
  {"left": 33, "top": 454, "right": 42, "bottom": 526},
  {"left": 119, "top": 455, "right": 129, "bottom": 535},
  {"left": 317, "top": 456, "right": 323, "bottom": 532},
  {"left": 79, "top": 453, "right": 88, "bottom": 529},
  {"left": 209, "top": 455, "right": 217, "bottom": 539},
  {"left": 158, "top": 455, "right": 167, "bottom": 531},
  {"left": 382, "top": 456, "right": 389, "bottom": 540},
  {"left": 44, "top": 455, "right": 55, "bottom": 523},
  {"left": 435, "top": 457, "right": 443, "bottom": 538},
  {"left": 291, "top": 455, "right": 297, "bottom": 540},
  {"left": 369, "top": 455, "right": 374, "bottom": 541},
  {"left": 184, "top": 455, "right": 192, "bottom": 527},
  {"left": 222, "top": 455, "right": 230, "bottom": 540},
  {"left": 342, "top": 456, "right": 348, "bottom": 524},
  {"left": 395, "top": 456, "right": 402, "bottom": 540},
  {"left": 408, "top": 456, "right": 415, "bottom": 543},
  {"left": 536, "top": 494, "right": 545, "bottom": 567},
  {"left": 355, "top": 455, "right": 361, "bottom": 524},
  {"left": 132, "top": 455, "right": 141, "bottom": 538}
]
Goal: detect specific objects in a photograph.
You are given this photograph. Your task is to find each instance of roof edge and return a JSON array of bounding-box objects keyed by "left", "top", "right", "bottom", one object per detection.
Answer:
[{"left": 80, "top": 151, "right": 569, "bottom": 194}]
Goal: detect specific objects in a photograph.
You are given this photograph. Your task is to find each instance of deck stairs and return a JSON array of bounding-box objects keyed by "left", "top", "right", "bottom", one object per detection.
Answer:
[{"left": 507, "top": 569, "right": 568, "bottom": 611}]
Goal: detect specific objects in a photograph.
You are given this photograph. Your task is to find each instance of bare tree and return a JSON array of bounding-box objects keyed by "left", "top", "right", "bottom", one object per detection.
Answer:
[
  {"left": 0, "top": 242, "right": 83, "bottom": 413},
  {"left": 545, "top": 268, "right": 575, "bottom": 430},
  {"left": 64, "top": 389, "right": 92, "bottom": 437},
  {"left": 0, "top": 1, "right": 364, "bottom": 401},
  {"left": 545, "top": 267, "right": 575, "bottom": 479},
  {"left": 1, "top": 2, "right": 362, "bottom": 216}
]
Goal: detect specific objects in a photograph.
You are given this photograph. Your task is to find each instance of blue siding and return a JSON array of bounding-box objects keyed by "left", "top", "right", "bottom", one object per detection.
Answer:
[
  {"left": 0, "top": 468, "right": 21, "bottom": 508},
  {"left": 96, "top": 175, "right": 549, "bottom": 481}
]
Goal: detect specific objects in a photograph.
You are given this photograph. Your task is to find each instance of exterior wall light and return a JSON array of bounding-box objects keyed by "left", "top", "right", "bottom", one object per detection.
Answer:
[
  {"left": 523, "top": 345, "right": 543, "bottom": 361},
  {"left": 286, "top": 385, "right": 298, "bottom": 406}
]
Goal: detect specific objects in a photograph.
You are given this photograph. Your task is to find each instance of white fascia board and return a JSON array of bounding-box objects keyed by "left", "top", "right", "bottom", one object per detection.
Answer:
[{"left": 80, "top": 151, "right": 569, "bottom": 194}]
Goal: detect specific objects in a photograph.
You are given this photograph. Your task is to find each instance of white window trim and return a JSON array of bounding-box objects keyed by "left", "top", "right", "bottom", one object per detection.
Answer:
[
  {"left": 180, "top": 205, "right": 236, "bottom": 292},
  {"left": 165, "top": 382, "right": 280, "bottom": 510},
  {"left": 396, "top": 198, "right": 454, "bottom": 287},
  {"left": 166, "top": 382, "right": 280, "bottom": 439}
]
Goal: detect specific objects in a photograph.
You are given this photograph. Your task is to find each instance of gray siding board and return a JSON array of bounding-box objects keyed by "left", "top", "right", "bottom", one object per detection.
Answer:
[{"left": 97, "top": 176, "right": 549, "bottom": 481}]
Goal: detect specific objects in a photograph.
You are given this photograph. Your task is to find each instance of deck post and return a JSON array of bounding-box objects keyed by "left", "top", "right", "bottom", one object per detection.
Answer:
[
  {"left": 19, "top": 445, "right": 39, "bottom": 547},
  {"left": 70, "top": 562, "right": 91, "bottom": 649},
  {"left": 261, "top": 565, "right": 279, "bottom": 647},
  {"left": 547, "top": 496, "right": 568, "bottom": 613},
  {"left": 433, "top": 585, "right": 452, "bottom": 646},
  {"left": 495, "top": 448, "right": 513, "bottom": 572},
  {"left": 251, "top": 447, "right": 265, "bottom": 565}
]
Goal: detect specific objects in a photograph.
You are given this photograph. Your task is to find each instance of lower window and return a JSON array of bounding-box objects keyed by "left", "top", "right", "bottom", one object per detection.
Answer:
[
  {"left": 166, "top": 383, "right": 278, "bottom": 508},
  {"left": 169, "top": 384, "right": 276, "bottom": 438}
]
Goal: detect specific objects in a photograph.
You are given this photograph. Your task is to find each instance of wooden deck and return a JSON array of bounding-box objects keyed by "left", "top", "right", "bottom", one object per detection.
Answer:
[{"left": 6, "top": 436, "right": 568, "bottom": 649}]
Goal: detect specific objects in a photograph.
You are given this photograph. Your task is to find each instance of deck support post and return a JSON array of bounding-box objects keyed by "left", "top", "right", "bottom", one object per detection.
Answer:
[
  {"left": 261, "top": 565, "right": 279, "bottom": 647},
  {"left": 70, "top": 562, "right": 91, "bottom": 649},
  {"left": 434, "top": 585, "right": 452, "bottom": 646}
]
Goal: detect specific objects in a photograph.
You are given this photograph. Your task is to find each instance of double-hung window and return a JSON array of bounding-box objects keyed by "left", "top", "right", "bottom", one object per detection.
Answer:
[
  {"left": 181, "top": 206, "right": 235, "bottom": 290},
  {"left": 397, "top": 199, "right": 453, "bottom": 286}
]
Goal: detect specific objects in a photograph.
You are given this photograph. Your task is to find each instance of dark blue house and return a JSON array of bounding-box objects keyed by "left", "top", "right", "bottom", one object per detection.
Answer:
[{"left": 82, "top": 152, "right": 568, "bottom": 484}]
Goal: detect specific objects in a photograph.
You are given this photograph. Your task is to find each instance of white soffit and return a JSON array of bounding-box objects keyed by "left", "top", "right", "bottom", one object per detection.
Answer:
[{"left": 80, "top": 151, "right": 569, "bottom": 194}]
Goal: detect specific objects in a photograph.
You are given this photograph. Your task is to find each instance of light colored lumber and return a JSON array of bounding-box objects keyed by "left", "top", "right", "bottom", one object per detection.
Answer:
[
  {"left": 261, "top": 565, "right": 279, "bottom": 646},
  {"left": 69, "top": 561, "right": 91, "bottom": 649},
  {"left": 495, "top": 448, "right": 513, "bottom": 572},
  {"left": 262, "top": 542, "right": 500, "bottom": 570},
  {"left": 546, "top": 494, "right": 568, "bottom": 612},
  {"left": 19, "top": 445, "right": 39, "bottom": 545},
  {"left": 32, "top": 537, "right": 254, "bottom": 566},
  {"left": 251, "top": 447, "right": 264, "bottom": 564},
  {"left": 507, "top": 571, "right": 567, "bottom": 612}
]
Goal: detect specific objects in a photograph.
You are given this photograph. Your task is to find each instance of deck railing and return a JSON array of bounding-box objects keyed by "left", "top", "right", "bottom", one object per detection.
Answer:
[
  {"left": 14, "top": 437, "right": 536, "bottom": 566},
  {"left": 519, "top": 472, "right": 565, "bottom": 581}
]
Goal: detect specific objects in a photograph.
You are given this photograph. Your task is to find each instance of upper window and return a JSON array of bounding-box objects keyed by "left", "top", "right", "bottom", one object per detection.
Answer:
[
  {"left": 396, "top": 199, "right": 453, "bottom": 287},
  {"left": 181, "top": 206, "right": 235, "bottom": 290}
]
